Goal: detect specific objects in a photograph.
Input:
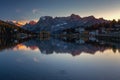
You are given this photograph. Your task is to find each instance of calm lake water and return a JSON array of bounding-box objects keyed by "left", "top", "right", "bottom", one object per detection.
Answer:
[{"left": 0, "top": 37, "right": 120, "bottom": 80}]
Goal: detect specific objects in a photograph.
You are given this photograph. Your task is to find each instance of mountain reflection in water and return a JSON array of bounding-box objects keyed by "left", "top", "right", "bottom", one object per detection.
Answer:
[{"left": 0, "top": 36, "right": 120, "bottom": 56}]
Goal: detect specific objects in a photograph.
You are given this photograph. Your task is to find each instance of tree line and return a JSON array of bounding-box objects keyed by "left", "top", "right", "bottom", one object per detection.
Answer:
[{"left": 0, "top": 20, "right": 37, "bottom": 37}]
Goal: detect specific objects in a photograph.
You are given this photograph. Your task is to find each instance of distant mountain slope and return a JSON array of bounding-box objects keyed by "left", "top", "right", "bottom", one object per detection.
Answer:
[
  {"left": 6, "top": 20, "right": 24, "bottom": 27},
  {"left": 0, "top": 20, "right": 36, "bottom": 36}
]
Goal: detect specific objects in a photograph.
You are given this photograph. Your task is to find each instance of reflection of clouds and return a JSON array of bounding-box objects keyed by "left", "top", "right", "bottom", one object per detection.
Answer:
[
  {"left": 13, "top": 44, "right": 30, "bottom": 51},
  {"left": 13, "top": 44, "right": 39, "bottom": 52},
  {"left": 101, "top": 49, "right": 119, "bottom": 55}
]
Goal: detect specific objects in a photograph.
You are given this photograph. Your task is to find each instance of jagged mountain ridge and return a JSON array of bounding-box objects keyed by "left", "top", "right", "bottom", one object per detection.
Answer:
[{"left": 22, "top": 14, "right": 108, "bottom": 33}]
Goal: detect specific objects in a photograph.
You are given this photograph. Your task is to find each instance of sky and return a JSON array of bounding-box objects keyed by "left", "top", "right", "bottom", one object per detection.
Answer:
[{"left": 0, "top": 0, "right": 120, "bottom": 24}]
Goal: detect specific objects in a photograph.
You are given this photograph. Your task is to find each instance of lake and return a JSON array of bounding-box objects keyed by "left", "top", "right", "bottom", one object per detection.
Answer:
[{"left": 0, "top": 37, "right": 120, "bottom": 80}]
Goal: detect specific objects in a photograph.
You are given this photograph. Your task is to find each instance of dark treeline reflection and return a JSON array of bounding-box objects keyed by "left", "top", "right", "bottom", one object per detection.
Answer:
[
  {"left": 0, "top": 37, "right": 33, "bottom": 51},
  {"left": 0, "top": 36, "right": 120, "bottom": 56}
]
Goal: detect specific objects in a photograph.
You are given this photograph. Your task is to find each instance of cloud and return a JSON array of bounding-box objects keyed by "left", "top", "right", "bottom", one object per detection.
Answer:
[
  {"left": 13, "top": 20, "right": 29, "bottom": 25},
  {"left": 32, "top": 9, "right": 40, "bottom": 14}
]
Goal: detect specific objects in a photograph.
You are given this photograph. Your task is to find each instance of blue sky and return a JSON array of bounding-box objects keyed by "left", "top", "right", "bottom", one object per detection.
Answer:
[{"left": 0, "top": 0, "right": 120, "bottom": 23}]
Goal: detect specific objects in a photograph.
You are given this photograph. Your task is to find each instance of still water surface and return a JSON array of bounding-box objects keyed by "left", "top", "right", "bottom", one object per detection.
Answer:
[{"left": 0, "top": 37, "right": 120, "bottom": 80}]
